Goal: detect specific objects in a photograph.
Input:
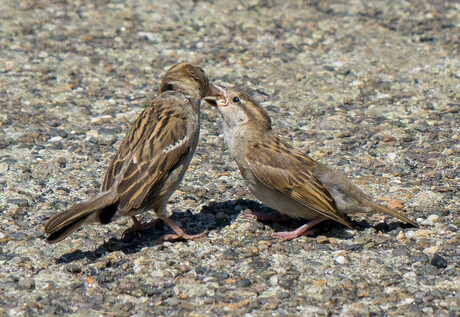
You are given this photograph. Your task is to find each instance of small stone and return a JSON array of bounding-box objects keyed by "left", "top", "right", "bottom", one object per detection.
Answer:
[
  {"left": 364, "top": 242, "right": 375, "bottom": 249},
  {"left": 405, "top": 230, "right": 417, "bottom": 239},
  {"left": 416, "top": 229, "right": 433, "bottom": 237},
  {"left": 316, "top": 235, "right": 329, "bottom": 244},
  {"left": 335, "top": 131, "right": 352, "bottom": 138},
  {"left": 0, "top": 163, "right": 8, "bottom": 174},
  {"left": 373, "top": 160, "right": 385, "bottom": 168},
  {"left": 430, "top": 253, "right": 448, "bottom": 269},
  {"left": 335, "top": 256, "right": 348, "bottom": 264},
  {"left": 387, "top": 200, "right": 403, "bottom": 209},
  {"left": 392, "top": 246, "right": 409, "bottom": 257},
  {"left": 180, "top": 301, "right": 196, "bottom": 311},
  {"left": 65, "top": 264, "right": 82, "bottom": 273},
  {"left": 403, "top": 297, "right": 415, "bottom": 305},
  {"left": 237, "top": 279, "right": 252, "bottom": 287},
  {"left": 48, "top": 136, "right": 63, "bottom": 143},
  {"left": 403, "top": 271, "right": 417, "bottom": 280},
  {"left": 264, "top": 301, "right": 279, "bottom": 310},
  {"left": 295, "top": 73, "right": 305, "bottom": 81},
  {"left": 386, "top": 152, "right": 397, "bottom": 161},
  {"left": 426, "top": 214, "right": 440, "bottom": 223},
  {"left": 313, "top": 280, "right": 327, "bottom": 286},
  {"left": 91, "top": 115, "right": 113, "bottom": 124},
  {"left": 57, "top": 157, "right": 67, "bottom": 168},
  {"left": 269, "top": 275, "right": 279, "bottom": 286},
  {"left": 423, "top": 246, "right": 439, "bottom": 255},
  {"left": 328, "top": 237, "right": 338, "bottom": 245},
  {"left": 342, "top": 279, "right": 354, "bottom": 290},
  {"left": 19, "top": 278, "right": 35, "bottom": 290},
  {"left": 7, "top": 199, "right": 29, "bottom": 206},
  {"left": 86, "top": 129, "right": 99, "bottom": 138}
]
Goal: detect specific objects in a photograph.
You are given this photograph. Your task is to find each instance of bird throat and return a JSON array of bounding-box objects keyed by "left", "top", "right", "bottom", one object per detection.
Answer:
[{"left": 222, "top": 121, "right": 237, "bottom": 150}]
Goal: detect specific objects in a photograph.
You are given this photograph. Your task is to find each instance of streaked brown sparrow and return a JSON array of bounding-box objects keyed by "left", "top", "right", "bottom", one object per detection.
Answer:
[{"left": 45, "top": 63, "right": 219, "bottom": 243}]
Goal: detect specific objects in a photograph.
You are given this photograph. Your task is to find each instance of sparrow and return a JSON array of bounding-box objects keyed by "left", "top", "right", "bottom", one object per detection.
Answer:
[
  {"left": 204, "top": 85, "right": 418, "bottom": 241},
  {"left": 44, "top": 63, "right": 219, "bottom": 243}
]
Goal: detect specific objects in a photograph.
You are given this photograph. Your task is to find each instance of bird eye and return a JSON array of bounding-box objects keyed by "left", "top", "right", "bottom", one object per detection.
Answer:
[{"left": 232, "top": 97, "right": 240, "bottom": 103}]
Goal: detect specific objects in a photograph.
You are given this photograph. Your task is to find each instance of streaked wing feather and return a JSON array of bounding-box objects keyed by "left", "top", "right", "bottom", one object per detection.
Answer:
[
  {"left": 102, "top": 92, "right": 195, "bottom": 212},
  {"left": 101, "top": 108, "right": 154, "bottom": 191},
  {"left": 246, "top": 141, "right": 352, "bottom": 227}
]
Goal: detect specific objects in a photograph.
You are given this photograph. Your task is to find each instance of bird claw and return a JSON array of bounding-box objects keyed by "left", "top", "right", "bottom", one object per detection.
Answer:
[
  {"left": 242, "top": 209, "right": 259, "bottom": 219},
  {"left": 272, "top": 229, "right": 315, "bottom": 241},
  {"left": 160, "top": 230, "right": 208, "bottom": 241},
  {"left": 242, "top": 209, "right": 293, "bottom": 222},
  {"left": 122, "top": 217, "right": 162, "bottom": 237}
]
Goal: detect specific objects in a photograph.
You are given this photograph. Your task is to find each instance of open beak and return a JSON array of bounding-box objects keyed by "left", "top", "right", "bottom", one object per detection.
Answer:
[{"left": 204, "top": 83, "right": 227, "bottom": 107}]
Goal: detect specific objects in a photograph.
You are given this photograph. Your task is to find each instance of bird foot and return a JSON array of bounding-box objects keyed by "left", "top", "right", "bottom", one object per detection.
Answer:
[
  {"left": 159, "top": 216, "right": 207, "bottom": 241},
  {"left": 160, "top": 231, "right": 208, "bottom": 241},
  {"left": 271, "top": 218, "right": 326, "bottom": 241},
  {"left": 272, "top": 229, "right": 315, "bottom": 241},
  {"left": 242, "top": 209, "right": 293, "bottom": 222},
  {"left": 122, "top": 216, "right": 162, "bottom": 237}
]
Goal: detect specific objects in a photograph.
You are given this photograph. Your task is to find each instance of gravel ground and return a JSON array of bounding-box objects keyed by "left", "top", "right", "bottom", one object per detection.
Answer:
[{"left": 1, "top": 0, "right": 459, "bottom": 316}]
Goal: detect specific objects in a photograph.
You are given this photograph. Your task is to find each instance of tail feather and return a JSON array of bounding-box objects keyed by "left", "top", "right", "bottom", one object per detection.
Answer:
[
  {"left": 44, "top": 191, "right": 118, "bottom": 243},
  {"left": 372, "top": 203, "right": 418, "bottom": 227}
]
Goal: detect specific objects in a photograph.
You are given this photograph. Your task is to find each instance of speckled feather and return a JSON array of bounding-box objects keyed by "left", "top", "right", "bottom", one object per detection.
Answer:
[
  {"left": 101, "top": 91, "right": 198, "bottom": 214},
  {"left": 44, "top": 63, "right": 211, "bottom": 243},
  {"left": 246, "top": 139, "right": 353, "bottom": 228},
  {"left": 101, "top": 92, "right": 195, "bottom": 212},
  {"left": 206, "top": 85, "right": 417, "bottom": 238}
]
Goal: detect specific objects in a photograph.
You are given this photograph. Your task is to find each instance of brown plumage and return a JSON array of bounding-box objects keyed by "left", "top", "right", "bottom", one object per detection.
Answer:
[
  {"left": 44, "top": 63, "right": 218, "bottom": 243},
  {"left": 204, "top": 85, "right": 418, "bottom": 241}
]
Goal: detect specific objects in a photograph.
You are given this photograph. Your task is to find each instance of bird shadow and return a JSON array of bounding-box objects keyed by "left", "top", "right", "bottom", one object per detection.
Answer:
[
  {"left": 53, "top": 199, "right": 415, "bottom": 263},
  {"left": 53, "top": 199, "right": 253, "bottom": 264},
  {"left": 234, "top": 202, "right": 416, "bottom": 239}
]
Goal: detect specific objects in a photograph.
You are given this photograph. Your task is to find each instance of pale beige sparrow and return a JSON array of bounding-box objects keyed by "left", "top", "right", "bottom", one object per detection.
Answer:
[{"left": 204, "top": 85, "right": 418, "bottom": 241}]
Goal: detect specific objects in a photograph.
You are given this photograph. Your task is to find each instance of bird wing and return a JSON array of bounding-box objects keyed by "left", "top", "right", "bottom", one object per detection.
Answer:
[
  {"left": 102, "top": 91, "right": 197, "bottom": 212},
  {"left": 245, "top": 139, "right": 352, "bottom": 228}
]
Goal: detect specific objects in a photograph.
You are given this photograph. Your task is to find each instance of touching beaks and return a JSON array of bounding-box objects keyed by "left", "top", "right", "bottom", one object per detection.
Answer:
[{"left": 204, "top": 83, "right": 227, "bottom": 107}]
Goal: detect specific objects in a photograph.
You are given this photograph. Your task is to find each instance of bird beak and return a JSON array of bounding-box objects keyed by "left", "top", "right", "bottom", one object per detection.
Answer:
[{"left": 204, "top": 83, "right": 227, "bottom": 107}]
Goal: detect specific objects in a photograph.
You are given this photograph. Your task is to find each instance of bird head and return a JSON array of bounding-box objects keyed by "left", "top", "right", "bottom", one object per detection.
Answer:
[
  {"left": 204, "top": 84, "right": 272, "bottom": 131},
  {"left": 159, "top": 63, "right": 218, "bottom": 100}
]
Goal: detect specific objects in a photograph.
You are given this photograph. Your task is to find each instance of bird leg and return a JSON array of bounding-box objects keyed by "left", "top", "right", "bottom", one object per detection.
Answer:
[
  {"left": 242, "top": 208, "right": 295, "bottom": 222},
  {"left": 272, "top": 218, "right": 326, "bottom": 241},
  {"left": 159, "top": 216, "right": 206, "bottom": 241},
  {"left": 122, "top": 216, "right": 162, "bottom": 237}
]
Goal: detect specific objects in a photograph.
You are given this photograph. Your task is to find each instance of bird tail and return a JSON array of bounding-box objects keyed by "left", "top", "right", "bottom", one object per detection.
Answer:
[
  {"left": 44, "top": 191, "right": 118, "bottom": 243},
  {"left": 372, "top": 203, "right": 418, "bottom": 227}
]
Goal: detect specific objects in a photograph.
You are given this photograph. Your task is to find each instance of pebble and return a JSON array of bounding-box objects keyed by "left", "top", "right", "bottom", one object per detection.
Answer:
[
  {"left": 269, "top": 275, "right": 279, "bottom": 287},
  {"left": 91, "top": 115, "right": 113, "bottom": 124},
  {"left": 426, "top": 214, "right": 440, "bottom": 223},
  {"left": 335, "top": 256, "right": 348, "bottom": 264},
  {"left": 0, "top": 163, "right": 8, "bottom": 174},
  {"left": 403, "top": 272, "right": 417, "bottom": 280},
  {"left": 316, "top": 235, "right": 329, "bottom": 244},
  {"left": 404, "top": 230, "right": 417, "bottom": 239},
  {"left": 86, "top": 130, "right": 99, "bottom": 138},
  {"left": 7, "top": 199, "right": 29, "bottom": 206},
  {"left": 430, "top": 254, "right": 448, "bottom": 269},
  {"left": 18, "top": 278, "right": 35, "bottom": 290},
  {"left": 423, "top": 246, "right": 439, "bottom": 255},
  {"left": 48, "top": 136, "right": 63, "bottom": 143}
]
